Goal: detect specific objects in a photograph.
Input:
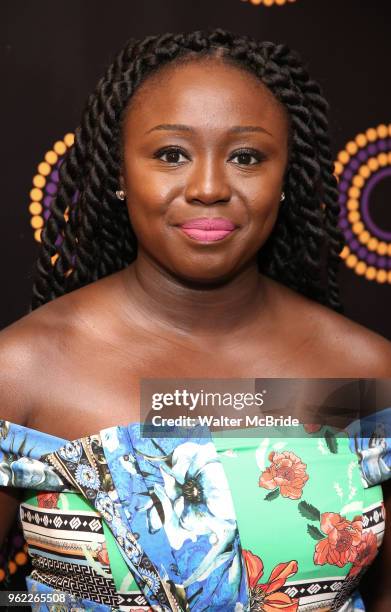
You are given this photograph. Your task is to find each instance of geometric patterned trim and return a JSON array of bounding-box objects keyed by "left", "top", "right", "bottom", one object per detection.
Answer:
[
  {"left": 30, "top": 566, "right": 120, "bottom": 607},
  {"left": 31, "top": 555, "right": 111, "bottom": 578},
  {"left": 362, "top": 500, "right": 386, "bottom": 544},
  {"left": 362, "top": 501, "right": 385, "bottom": 529},
  {"left": 20, "top": 504, "right": 104, "bottom": 534},
  {"left": 117, "top": 591, "right": 150, "bottom": 607},
  {"left": 282, "top": 576, "right": 345, "bottom": 609}
]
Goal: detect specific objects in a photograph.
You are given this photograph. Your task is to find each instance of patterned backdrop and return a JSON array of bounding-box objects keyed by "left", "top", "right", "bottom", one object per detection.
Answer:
[{"left": 1, "top": 0, "right": 390, "bottom": 592}]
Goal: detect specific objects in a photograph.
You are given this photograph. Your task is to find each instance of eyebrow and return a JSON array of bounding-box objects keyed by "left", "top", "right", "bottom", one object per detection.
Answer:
[{"left": 145, "top": 123, "right": 273, "bottom": 137}]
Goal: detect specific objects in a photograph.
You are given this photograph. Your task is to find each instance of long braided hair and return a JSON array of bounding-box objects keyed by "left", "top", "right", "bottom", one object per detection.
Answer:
[{"left": 31, "top": 28, "right": 345, "bottom": 312}]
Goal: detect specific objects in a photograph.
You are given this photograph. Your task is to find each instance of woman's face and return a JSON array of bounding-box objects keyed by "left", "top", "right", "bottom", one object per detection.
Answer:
[{"left": 120, "top": 57, "right": 289, "bottom": 283}]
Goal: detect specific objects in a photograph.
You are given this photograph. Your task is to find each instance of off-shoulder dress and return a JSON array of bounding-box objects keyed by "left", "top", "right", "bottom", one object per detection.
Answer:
[{"left": 0, "top": 409, "right": 390, "bottom": 612}]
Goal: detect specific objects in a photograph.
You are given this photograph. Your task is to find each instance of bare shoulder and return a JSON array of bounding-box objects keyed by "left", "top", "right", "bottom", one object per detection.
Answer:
[
  {"left": 316, "top": 305, "right": 391, "bottom": 377},
  {"left": 0, "top": 294, "right": 76, "bottom": 425},
  {"left": 0, "top": 272, "right": 126, "bottom": 426},
  {"left": 266, "top": 276, "right": 391, "bottom": 377}
]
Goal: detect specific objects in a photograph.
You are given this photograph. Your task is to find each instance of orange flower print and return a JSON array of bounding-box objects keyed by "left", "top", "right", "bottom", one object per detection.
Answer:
[
  {"left": 348, "top": 530, "right": 378, "bottom": 577},
  {"left": 259, "top": 451, "right": 309, "bottom": 500},
  {"left": 36, "top": 492, "right": 60, "bottom": 509},
  {"left": 242, "top": 549, "right": 299, "bottom": 611},
  {"left": 96, "top": 543, "right": 110, "bottom": 566},
  {"left": 314, "top": 513, "right": 362, "bottom": 567}
]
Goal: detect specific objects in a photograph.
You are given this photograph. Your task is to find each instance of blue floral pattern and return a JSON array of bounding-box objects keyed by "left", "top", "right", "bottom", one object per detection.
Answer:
[{"left": 0, "top": 408, "right": 390, "bottom": 611}]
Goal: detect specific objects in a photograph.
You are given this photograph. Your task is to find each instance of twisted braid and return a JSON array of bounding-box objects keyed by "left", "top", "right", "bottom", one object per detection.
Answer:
[{"left": 31, "top": 28, "right": 345, "bottom": 312}]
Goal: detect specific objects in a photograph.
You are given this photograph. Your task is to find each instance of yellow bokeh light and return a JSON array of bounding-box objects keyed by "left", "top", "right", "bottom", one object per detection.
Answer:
[
  {"left": 377, "top": 242, "right": 387, "bottom": 255},
  {"left": 45, "top": 150, "right": 58, "bottom": 165},
  {"left": 38, "top": 162, "right": 51, "bottom": 176},
  {"left": 376, "top": 270, "right": 387, "bottom": 283},
  {"left": 338, "top": 151, "right": 350, "bottom": 164},
  {"left": 378, "top": 153, "right": 388, "bottom": 167},
  {"left": 348, "top": 186, "right": 360, "bottom": 199},
  {"left": 29, "top": 202, "right": 42, "bottom": 215},
  {"left": 377, "top": 124, "right": 388, "bottom": 138},
  {"left": 365, "top": 267, "right": 376, "bottom": 280},
  {"left": 359, "top": 165, "right": 370, "bottom": 179},
  {"left": 367, "top": 237, "right": 379, "bottom": 251},
  {"left": 33, "top": 174, "right": 46, "bottom": 188},
  {"left": 355, "top": 262, "right": 367, "bottom": 275},
  {"left": 352, "top": 222, "right": 364, "bottom": 234},
  {"left": 54, "top": 141, "right": 67, "bottom": 155},
  {"left": 31, "top": 216, "right": 44, "bottom": 229},
  {"left": 359, "top": 231, "right": 370, "bottom": 244},
  {"left": 366, "top": 128, "right": 377, "bottom": 142},
  {"left": 30, "top": 188, "right": 43, "bottom": 201},
  {"left": 352, "top": 175, "right": 364, "bottom": 188},
  {"left": 346, "top": 141, "right": 358, "bottom": 155},
  {"left": 340, "top": 246, "right": 349, "bottom": 259},
  {"left": 347, "top": 199, "right": 359, "bottom": 211},
  {"left": 346, "top": 254, "right": 358, "bottom": 268},
  {"left": 348, "top": 211, "right": 360, "bottom": 223},
  {"left": 8, "top": 561, "right": 17, "bottom": 575},
  {"left": 368, "top": 158, "right": 379, "bottom": 172},
  {"left": 356, "top": 133, "right": 367, "bottom": 147},
  {"left": 334, "top": 161, "right": 343, "bottom": 175},
  {"left": 64, "top": 133, "right": 75, "bottom": 147},
  {"left": 15, "top": 552, "right": 27, "bottom": 566},
  {"left": 34, "top": 229, "right": 42, "bottom": 242}
]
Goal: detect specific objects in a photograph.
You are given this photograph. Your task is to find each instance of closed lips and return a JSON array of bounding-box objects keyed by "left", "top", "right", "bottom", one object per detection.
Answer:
[{"left": 180, "top": 218, "right": 236, "bottom": 230}]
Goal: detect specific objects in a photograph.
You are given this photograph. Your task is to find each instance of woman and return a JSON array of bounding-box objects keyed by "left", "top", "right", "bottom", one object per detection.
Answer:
[{"left": 0, "top": 28, "right": 390, "bottom": 611}]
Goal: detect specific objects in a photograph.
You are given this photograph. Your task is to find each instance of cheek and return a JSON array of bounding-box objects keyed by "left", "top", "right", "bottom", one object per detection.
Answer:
[
  {"left": 239, "top": 175, "right": 281, "bottom": 222},
  {"left": 124, "top": 164, "right": 176, "bottom": 219}
]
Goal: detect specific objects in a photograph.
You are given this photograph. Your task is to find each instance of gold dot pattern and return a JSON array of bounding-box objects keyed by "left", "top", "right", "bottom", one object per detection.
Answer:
[
  {"left": 241, "top": 0, "right": 296, "bottom": 5},
  {"left": 29, "top": 133, "right": 74, "bottom": 244},
  {"left": 335, "top": 124, "right": 391, "bottom": 283}
]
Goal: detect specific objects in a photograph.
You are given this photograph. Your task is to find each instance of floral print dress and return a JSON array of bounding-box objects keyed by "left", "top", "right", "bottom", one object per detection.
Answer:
[{"left": 0, "top": 408, "right": 389, "bottom": 612}]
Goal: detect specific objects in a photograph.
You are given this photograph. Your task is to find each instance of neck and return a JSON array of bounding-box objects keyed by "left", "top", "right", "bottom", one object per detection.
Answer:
[{"left": 119, "top": 253, "right": 269, "bottom": 342}]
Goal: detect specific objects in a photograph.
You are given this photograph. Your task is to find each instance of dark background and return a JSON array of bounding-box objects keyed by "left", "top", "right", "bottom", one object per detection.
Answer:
[
  {"left": 1, "top": 0, "right": 391, "bottom": 593},
  {"left": 1, "top": 0, "right": 391, "bottom": 337}
]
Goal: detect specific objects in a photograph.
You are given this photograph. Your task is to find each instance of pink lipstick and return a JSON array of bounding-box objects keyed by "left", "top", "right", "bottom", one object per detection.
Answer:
[{"left": 179, "top": 217, "right": 237, "bottom": 242}]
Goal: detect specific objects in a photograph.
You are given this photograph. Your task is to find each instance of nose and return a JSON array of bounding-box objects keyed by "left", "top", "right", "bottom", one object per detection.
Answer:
[{"left": 184, "top": 156, "right": 232, "bottom": 205}]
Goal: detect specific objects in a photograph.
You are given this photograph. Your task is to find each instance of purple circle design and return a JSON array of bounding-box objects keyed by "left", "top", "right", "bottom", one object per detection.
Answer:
[
  {"left": 349, "top": 159, "right": 360, "bottom": 171},
  {"left": 358, "top": 150, "right": 368, "bottom": 162},
  {"left": 361, "top": 166, "right": 391, "bottom": 241},
  {"left": 46, "top": 182, "right": 57, "bottom": 195},
  {"left": 338, "top": 134, "right": 391, "bottom": 269}
]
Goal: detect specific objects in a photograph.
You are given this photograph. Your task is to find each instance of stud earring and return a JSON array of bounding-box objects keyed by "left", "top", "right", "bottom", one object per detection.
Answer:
[
  {"left": 280, "top": 192, "right": 285, "bottom": 202},
  {"left": 116, "top": 190, "right": 126, "bottom": 201}
]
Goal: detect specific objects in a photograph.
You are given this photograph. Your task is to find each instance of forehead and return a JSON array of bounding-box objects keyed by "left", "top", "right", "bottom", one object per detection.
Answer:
[{"left": 122, "top": 58, "right": 289, "bottom": 138}]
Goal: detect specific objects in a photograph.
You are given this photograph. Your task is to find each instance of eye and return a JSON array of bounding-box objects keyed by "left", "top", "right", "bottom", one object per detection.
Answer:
[
  {"left": 229, "top": 148, "right": 265, "bottom": 166},
  {"left": 154, "top": 146, "right": 190, "bottom": 164}
]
